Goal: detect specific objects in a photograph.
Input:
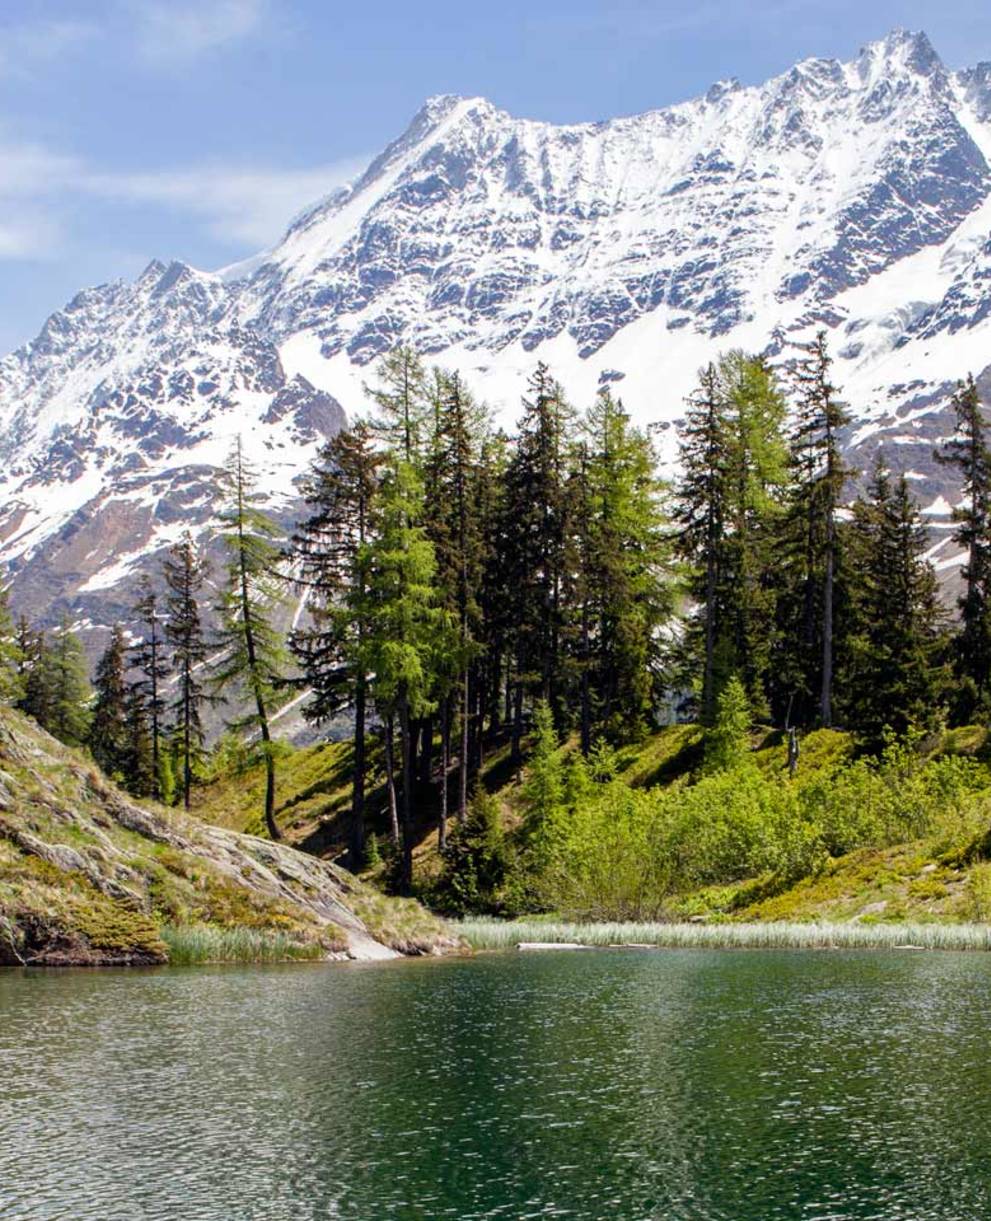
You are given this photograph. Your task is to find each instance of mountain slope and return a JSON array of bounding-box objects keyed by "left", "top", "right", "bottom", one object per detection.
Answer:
[{"left": 1, "top": 28, "right": 990, "bottom": 636}]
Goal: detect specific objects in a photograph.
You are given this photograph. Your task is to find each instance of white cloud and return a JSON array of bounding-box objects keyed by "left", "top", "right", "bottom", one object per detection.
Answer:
[
  {"left": 126, "top": 0, "right": 269, "bottom": 62},
  {"left": 0, "top": 132, "right": 366, "bottom": 261},
  {"left": 0, "top": 214, "right": 63, "bottom": 260},
  {"left": 82, "top": 157, "right": 367, "bottom": 247}
]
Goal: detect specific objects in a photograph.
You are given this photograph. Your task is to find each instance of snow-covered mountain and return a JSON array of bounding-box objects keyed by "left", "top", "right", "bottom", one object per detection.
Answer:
[{"left": 2, "top": 27, "right": 991, "bottom": 637}]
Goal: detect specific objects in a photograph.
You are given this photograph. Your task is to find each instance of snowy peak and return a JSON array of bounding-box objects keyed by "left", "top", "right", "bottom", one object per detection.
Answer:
[{"left": 2, "top": 29, "right": 991, "bottom": 634}]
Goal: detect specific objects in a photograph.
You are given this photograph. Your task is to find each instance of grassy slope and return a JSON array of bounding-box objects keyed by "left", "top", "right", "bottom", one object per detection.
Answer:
[
  {"left": 195, "top": 719, "right": 991, "bottom": 927},
  {"left": 0, "top": 710, "right": 454, "bottom": 966}
]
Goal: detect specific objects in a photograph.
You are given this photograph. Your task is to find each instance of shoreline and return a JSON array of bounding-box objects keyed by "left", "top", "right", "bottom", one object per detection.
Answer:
[{"left": 456, "top": 918, "right": 991, "bottom": 953}]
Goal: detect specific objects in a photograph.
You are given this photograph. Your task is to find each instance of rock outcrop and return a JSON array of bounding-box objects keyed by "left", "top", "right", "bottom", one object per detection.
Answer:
[{"left": 0, "top": 709, "right": 458, "bottom": 966}]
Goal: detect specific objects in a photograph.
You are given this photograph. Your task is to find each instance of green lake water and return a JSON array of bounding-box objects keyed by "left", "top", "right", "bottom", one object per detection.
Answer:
[{"left": 2, "top": 948, "right": 990, "bottom": 1219}]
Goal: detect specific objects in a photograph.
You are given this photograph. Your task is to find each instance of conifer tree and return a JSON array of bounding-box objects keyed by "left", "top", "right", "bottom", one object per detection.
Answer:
[
  {"left": 719, "top": 353, "right": 788, "bottom": 717},
  {"left": 163, "top": 532, "right": 209, "bottom": 809},
  {"left": 583, "top": 389, "right": 672, "bottom": 742},
  {"left": 503, "top": 363, "right": 574, "bottom": 754},
  {"left": 291, "top": 421, "right": 380, "bottom": 867},
  {"left": 132, "top": 576, "right": 168, "bottom": 800},
  {"left": 18, "top": 622, "right": 53, "bottom": 728},
  {"left": 89, "top": 625, "right": 130, "bottom": 777},
  {"left": 27, "top": 617, "right": 92, "bottom": 747},
  {"left": 425, "top": 371, "right": 487, "bottom": 821},
  {"left": 521, "top": 700, "right": 565, "bottom": 866},
  {"left": 935, "top": 374, "right": 991, "bottom": 715},
  {"left": 123, "top": 683, "right": 155, "bottom": 797},
  {"left": 363, "top": 456, "right": 451, "bottom": 889},
  {"left": 704, "top": 675, "right": 751, "bottom": 774},
  {"left": 212, "top": 438, "right": 288, "bottom": 841},
  {"left": 845, "top": 457, "right": 946, "bottom": 742},
  {"left": 780, "top": 332, "right": 851, "bottom": 728},
  {"left": 367, "top": 346, "right": 431, "bottom": 465},
  {"left": 675, "top": 363, "right": 731, "bottom": 723}
]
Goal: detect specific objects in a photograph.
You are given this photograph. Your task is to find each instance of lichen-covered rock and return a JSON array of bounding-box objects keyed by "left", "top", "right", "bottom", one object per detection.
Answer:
[{"left": 0, "top": 710, "right": 459, "bottom": 966}]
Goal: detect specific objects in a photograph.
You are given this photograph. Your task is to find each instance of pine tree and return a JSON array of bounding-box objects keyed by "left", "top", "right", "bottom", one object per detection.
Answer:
[
  {"left": 675, "top": 363, "right": 732, "bottom": 723},
  {"left": 89, "top": 625, "right": 130, "bottom": 777},
  {"left": 132, "top": 576, "right": 168, "bottom": 800},
  {"left": 846, "top": 457, "right": 946, "bottom": 742},
  {"left": 780, "top": 332, "right": 851, "bottom": 728},
  {"left": 163, "top": 532, "right": 209, "bottom": 809},
  {"left": 123, "top": 683, "right": 155, "bottom": 797},
  {"left": 291, "top": 421, "right": 380, "bottom": 867},
  {"left": 212, "top": 438, "right": 288, "bottom": 841},
  {"left": 503, "top": 363, "right": 574, "bottom": 754},
  {"left": 935, "top": 374, "right": 991, "bottom": 716}
]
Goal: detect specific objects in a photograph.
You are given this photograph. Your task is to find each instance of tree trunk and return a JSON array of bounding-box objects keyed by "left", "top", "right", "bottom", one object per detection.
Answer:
[
  {"left": 438, "top": 695, "right": 450, "bottom": 852},
  {"left": 458, "top": 668, "right": 469, "bottom": 824},
  {"left": 399, "top": 694, "right": 414, "bottom": 892},
  {"left": 580, "top": 600, "right": 591, "bottom": 756},
  {"left": 384, "top": 717, "right": 399, "bottom": 849},
  {"left": 259, "top": 719, "right": 279, "bottom": 842},
  {"left": 511, "top": 680, "right": 523, "bottom": 769},
  {"left": 349, "top": 675, "right": 366, "bottom": 870},
  {"left": 820, "top": 536, "right": 834, "bottom": 728},
  {"left": 702, "top": 543, "right": 717, "bottom": 725},
  {"left": 419, "top": 714, "right": 433, "bottom": 787}
]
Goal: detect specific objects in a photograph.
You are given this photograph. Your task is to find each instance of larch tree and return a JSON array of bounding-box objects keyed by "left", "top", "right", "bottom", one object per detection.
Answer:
[
  {"left": 212, "top": 437, "right": 289, "bottom": 841},
  {"left": 363, "top": 456, "right": 451, "bottom": 890},
  {"left": 719, "top": 352, "right": 788, "bottom": 719},
  {"left": 583, "top": 389, "right": 673, "bottom": 743}
]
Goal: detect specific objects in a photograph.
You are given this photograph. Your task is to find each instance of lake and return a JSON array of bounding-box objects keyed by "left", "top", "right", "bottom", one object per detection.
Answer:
[{"left": 2, "top": 948, "right": 990, "bottom": 1219}]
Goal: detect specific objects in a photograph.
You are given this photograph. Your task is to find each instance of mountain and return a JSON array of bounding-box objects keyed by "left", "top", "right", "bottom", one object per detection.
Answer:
[{"left": 2, "top": 27, "right": 990, "bottom": 642}]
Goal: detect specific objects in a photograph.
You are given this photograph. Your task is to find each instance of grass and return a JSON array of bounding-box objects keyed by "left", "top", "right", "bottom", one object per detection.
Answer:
[
  {"left": 160, "top": 924, "right": 331, "bottom": 965},
  {"left": 457, "top": 917, "right": 991, "bottom": 953}
]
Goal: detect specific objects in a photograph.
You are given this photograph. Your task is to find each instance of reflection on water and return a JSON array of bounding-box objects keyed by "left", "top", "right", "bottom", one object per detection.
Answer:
[{"left": 2, "top": 949, "right": 991, "bottom": 1219}]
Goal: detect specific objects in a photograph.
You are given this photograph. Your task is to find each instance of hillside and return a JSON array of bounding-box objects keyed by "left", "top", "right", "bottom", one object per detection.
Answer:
[
  {"left": 0, "top": 709, "right": 457, "bottom": 966},
  {"left": 3, "top": 29, "right": 991, "bottom": 642},
  {"left": 193, "top": 720, "right": 991, "bottom": 928}
]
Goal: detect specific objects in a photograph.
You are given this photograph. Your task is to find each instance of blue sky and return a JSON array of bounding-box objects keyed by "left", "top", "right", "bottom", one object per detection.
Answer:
[{"left": 2, "top": 0, "right": 990, "bottom": 353}]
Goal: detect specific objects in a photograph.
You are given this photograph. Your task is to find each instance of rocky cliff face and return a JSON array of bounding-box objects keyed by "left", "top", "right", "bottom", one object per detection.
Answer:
[{"left": 1, "top": 28, "right": 990, "bottom": 637}]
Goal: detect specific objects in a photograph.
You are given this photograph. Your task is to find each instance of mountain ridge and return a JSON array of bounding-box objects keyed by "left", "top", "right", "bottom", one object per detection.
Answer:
[{"left": 1, "top": 27, "right": 990, "bottom": 640}]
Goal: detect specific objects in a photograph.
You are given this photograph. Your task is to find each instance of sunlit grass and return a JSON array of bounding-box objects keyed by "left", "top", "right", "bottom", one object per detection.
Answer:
[
  {"left": 160, "top": 923, "right": 330, "bottom": 965},
  {"left": 457, "top": 918, "right": 991, "bottom": 953}
]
